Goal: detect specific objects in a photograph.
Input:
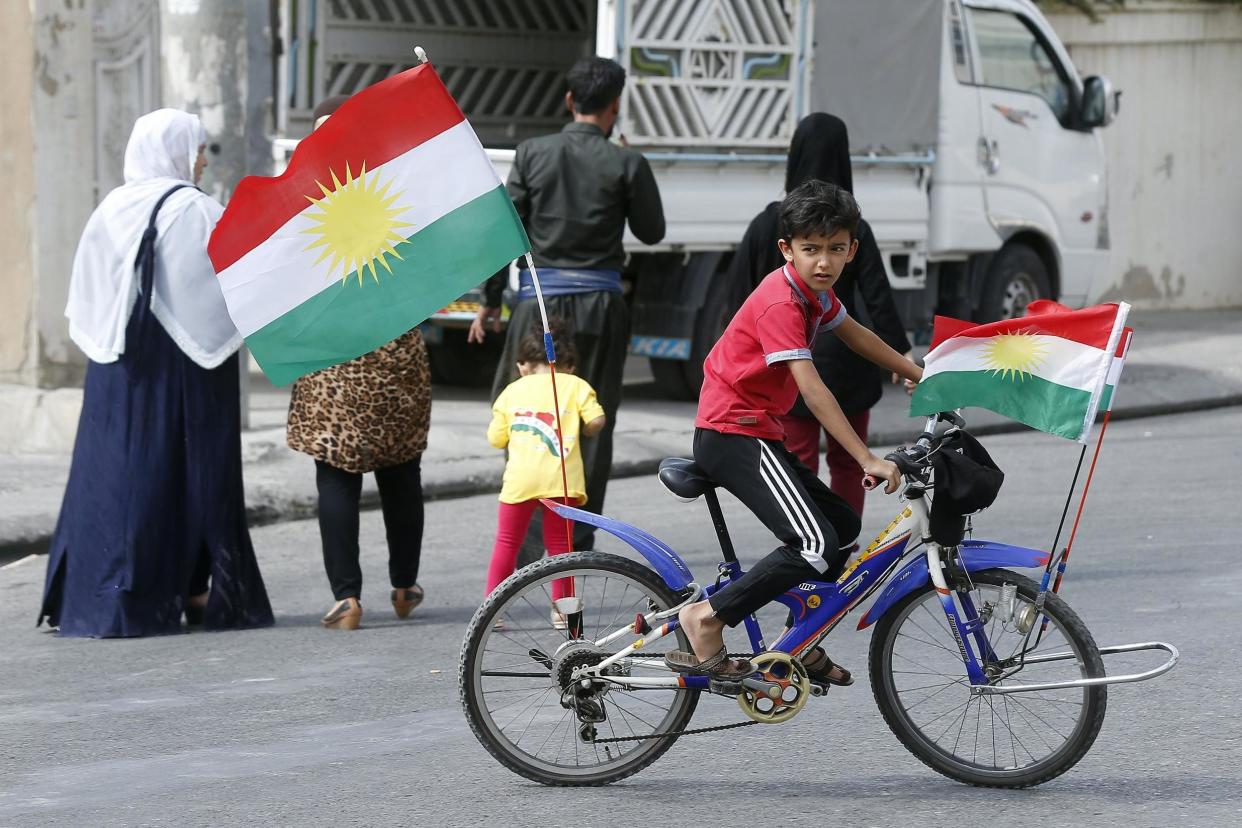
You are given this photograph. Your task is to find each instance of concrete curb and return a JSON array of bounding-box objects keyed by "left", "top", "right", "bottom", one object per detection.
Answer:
[{"left": 3, "top": 395, "right": 1238, "bottom": 566}]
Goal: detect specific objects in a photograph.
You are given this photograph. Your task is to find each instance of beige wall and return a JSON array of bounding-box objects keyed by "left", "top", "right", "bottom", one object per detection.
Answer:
[
  {"left": 31, "top": 0, "right": 97, "bottom": 386},
  {"left": 1047, "top": 2, "right": 1242, "bottom": 309},
  {"left": 0, "top": 2, "right": 36, "bottom": 383}
]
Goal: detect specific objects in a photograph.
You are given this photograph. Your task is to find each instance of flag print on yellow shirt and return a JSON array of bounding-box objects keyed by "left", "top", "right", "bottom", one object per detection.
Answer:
[
  {"left": 487, "top": 373, "right": 605, "bottom": 505},
  {"left": 510, "top": 410, "right": 570, "bottom": 458}
]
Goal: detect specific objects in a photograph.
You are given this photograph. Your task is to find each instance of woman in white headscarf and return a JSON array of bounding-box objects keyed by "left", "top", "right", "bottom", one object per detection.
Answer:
[{"left": 39, "top": 109, "right": 274, "bottom": 637}]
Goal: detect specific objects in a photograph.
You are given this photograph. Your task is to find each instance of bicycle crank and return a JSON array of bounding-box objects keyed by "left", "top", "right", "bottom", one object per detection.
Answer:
[{"left": 736, "top": 651, "right": 811, "bottom": 724}]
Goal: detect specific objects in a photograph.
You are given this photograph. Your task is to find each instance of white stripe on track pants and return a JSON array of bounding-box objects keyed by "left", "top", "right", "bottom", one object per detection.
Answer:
[{"left": 692, "top": 427, "right": 861, "bottom": 626}]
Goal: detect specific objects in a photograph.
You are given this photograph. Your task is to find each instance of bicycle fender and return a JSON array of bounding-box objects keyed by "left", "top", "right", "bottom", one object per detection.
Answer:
[
  {"left": 540, "top": 499, "right": 695, "bottom": 591},
  {"left": 856, "top": 539, "right": 1051, "bottom": 630}
]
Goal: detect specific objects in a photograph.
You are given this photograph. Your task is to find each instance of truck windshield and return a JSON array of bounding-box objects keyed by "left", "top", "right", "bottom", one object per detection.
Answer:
[{"left": 968, "top": 9, "right": 1072, "bottom": 122}]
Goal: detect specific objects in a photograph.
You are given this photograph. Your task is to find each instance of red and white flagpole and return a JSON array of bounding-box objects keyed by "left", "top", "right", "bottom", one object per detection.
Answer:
[{"left": 523, "top": 253, "right": 577, "bottom": 560}]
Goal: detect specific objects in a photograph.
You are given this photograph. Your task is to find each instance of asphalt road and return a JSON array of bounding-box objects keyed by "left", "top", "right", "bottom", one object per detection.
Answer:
[{"left": 1, "top": 408, "right": 1239, "bottom": 826}]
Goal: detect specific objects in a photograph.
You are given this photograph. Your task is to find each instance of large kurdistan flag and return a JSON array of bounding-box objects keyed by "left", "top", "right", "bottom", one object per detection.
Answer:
[
  {"left": 910, "top": 300, "right": 1131, "bottom": 443},
  {"left": 209, "top": 64, "right": 528, "bottom": 385}
]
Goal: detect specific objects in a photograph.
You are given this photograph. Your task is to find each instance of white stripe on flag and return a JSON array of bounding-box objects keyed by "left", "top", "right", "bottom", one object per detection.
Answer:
[
  {"left": 922, "top": 334, "right": 1108, "bottom": 393},
  {"left": 217, "top": 120, "right": 500, "bottom": 337}
]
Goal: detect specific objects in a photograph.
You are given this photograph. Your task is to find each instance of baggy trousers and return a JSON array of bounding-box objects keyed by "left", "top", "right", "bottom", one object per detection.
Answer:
[
  {"left": 315, "top": 456, "right": 424, "bottom": 601},
  {"left": 692, "top": 428, "right": 862, "bottom": 626}
]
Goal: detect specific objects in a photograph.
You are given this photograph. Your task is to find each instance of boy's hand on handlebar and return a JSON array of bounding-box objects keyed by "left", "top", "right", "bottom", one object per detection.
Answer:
[{"left": 862, "top": 456, "right": 902, "bottom": 494}]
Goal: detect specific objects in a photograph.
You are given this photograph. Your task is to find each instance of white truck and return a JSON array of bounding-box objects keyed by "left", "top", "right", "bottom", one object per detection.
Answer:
[{"left": 278, "top": 0, "right": 1118, "bottom": 396}]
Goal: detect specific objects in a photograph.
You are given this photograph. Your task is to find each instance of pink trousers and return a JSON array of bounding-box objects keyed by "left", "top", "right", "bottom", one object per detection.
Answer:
[{"left": 485, "top": 499, "right": 574, "bottom": 600}]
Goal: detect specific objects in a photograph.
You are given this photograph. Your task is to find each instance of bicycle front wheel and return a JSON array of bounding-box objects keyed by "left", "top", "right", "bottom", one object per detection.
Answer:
[
  {"left": 459, "top": 551, "right": 700, "bottom": 786},
  {"left": 870, "top": 568, "right": 1107, "bottom": 787}
]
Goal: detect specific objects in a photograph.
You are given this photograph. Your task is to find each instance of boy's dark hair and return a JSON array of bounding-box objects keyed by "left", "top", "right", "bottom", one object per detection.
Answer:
[
  {"left": 779, "top": 179, "right": 861, "bottom": 242},
  {"left": 517, "top": 318, "right": 577, "bottom": 370},
  {"left": 566, "top": 57, "right": 626, "bottom": 115}
]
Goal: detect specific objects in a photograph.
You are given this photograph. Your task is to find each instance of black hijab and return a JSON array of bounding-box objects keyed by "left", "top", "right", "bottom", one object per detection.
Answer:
[
  {"left": 785, "top": 112, "right": 854, "bottom": 195},
  {"left": 312, "top": 95, "right": 351, "bottom": 125}
]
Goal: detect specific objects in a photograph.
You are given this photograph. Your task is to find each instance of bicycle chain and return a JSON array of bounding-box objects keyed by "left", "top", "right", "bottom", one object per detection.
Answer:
[
  {"left": 588, "top": 652, "right": 763, "bottom": 744},
  {"left": 592, "top": 719, "right": 757, "bottom": 743}
]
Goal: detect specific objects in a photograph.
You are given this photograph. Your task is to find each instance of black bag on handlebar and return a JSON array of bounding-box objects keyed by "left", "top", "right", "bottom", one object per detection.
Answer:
[{"left": 928, "top": 431, "right": 1004, "bottom": 546}]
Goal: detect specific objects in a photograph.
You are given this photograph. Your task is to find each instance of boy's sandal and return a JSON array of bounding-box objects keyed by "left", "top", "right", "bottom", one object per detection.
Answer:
[
  {"left": 663, "top": 646, "right": 753, "bottom": 679},
  {"left": 801, "top": 647, "right": 853, "bottom": 686}
]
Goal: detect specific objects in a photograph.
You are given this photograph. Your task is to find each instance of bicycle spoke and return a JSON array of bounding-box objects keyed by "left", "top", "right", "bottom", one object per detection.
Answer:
[
  {"left": 902, "top": 677, "right": 969, "bottom": 714},
  {"left": 534, "top": 707, "right": 573, "bottom": 760},
  {"left": 895, "top": 628, "right": 961, "bottom": 659}
]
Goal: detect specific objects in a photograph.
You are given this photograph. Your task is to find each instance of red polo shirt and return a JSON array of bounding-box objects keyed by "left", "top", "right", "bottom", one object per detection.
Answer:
[{"left": 695, "top": 264, "right": 847, "bottom": 440}]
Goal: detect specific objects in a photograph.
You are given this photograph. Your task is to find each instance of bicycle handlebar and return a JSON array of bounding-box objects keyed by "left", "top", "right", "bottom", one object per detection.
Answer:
[{"left": 862, "top": 411, "right": 967, "bottom": 491}]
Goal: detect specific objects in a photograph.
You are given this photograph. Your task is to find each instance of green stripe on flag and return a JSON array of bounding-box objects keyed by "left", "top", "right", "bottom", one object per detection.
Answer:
[
  {"left": 247, "top": 186, "right": 527, "bottom": 385},
  {"left": 911, "top": 370, "right": 1094, "bottom": 440}
]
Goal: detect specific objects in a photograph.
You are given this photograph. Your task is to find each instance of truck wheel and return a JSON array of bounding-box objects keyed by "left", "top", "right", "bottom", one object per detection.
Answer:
[
  {"left": 649, "top": 358, "right": 695, "bottom": 400},
  {"left": 977, "top": 244, "right": 1051, "bottom": 322}
]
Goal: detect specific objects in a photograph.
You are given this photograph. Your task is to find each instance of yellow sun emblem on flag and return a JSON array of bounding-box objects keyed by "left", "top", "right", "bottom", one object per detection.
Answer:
[
  {"left": 301, "top": 162, "right": 411, "bottom": 286},
  {"left": 982, "top": 332, "right": 1048, "bottom": 381}
]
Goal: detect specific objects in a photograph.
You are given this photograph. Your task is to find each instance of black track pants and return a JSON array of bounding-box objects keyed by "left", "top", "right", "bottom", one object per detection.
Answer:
[{"left": 692, "top": 428, "right": 861, "bottom": 627}]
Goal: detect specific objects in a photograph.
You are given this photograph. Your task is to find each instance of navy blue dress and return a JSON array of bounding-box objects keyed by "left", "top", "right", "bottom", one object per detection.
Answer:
[{"left": 39, "top": 307, "right": 274, "bottom": 637}]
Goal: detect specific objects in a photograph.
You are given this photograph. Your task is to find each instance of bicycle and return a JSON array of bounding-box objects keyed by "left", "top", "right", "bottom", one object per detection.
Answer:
[{"left": 459, "top": 411, "right": 1177, "bottom": 787}]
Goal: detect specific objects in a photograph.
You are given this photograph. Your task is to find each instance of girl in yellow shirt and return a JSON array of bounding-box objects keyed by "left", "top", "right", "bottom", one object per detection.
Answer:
[{"left": 485, "top": 328, "right": 605, "bottom": 625}]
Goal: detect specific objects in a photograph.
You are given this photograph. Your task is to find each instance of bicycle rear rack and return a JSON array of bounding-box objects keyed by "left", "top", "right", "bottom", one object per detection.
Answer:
[{"left": 973, "top": 641, "right": 1179, "bottom": 695}]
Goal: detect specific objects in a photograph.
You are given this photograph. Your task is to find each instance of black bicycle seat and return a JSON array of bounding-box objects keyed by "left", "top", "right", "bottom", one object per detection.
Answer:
[{"left": 658, "top": 458, "right": 718, "bottom": 501}]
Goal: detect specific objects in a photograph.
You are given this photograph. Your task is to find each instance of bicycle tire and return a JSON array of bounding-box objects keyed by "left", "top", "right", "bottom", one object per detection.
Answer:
[
  {"left": 870, "top": 568, "right": 1107, "bottom": 787},
  {"left": 459, "top": 551, "right": 700, "bottom": 786}
]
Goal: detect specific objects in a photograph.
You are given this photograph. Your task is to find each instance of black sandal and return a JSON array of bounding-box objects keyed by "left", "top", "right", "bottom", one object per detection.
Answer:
[
  {"left": 664, "top": 646, "right": 752, "bottom": 679},
  {"left": 802, "top": 647, "right": 853, "bottom": 686},
  {"left": 184, "top": 592, "right": 209, "bottom": 627}
]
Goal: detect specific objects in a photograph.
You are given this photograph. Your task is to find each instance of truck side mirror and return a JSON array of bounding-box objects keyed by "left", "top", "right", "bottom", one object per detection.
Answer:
[{"left": 1080, "top": 75, "right": 1120, "bottom": 128}]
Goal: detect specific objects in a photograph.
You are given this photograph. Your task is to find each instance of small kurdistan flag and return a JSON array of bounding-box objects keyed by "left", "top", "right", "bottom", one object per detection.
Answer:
[
  {"left": 1099, "top": 326, "right": 1134, "bottom": 412},
  {"left": 208, "top": 63, "right": 529, "bottom": 385},
  {"left": 910, "top": 300, "right": 1131, "bottom": 443}
]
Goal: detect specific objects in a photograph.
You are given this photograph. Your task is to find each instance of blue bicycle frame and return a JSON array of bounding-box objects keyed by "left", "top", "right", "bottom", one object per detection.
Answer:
[{"left": 543, "top": 485, "right": 1051, "bottom": 691}]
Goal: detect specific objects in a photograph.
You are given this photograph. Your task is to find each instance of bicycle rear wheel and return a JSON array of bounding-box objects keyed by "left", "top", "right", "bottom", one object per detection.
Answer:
[
  {"left": 870, "top": 568, "right": 1107, "bottom": 787},
  {"left": 459, "top": 551, "right": 699, "bottom": 786}
]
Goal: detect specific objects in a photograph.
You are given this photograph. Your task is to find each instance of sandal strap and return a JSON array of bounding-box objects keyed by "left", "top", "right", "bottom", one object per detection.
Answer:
[
  {"left": 802, "top": 647, "right": 831, "bottom": 669},
  {"left": 697, "top": 646, "right": 729, "bottom": 672}
]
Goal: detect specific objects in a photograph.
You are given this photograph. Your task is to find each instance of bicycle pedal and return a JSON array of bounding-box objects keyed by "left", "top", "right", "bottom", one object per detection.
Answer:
[{"left": 709, "top": 678, "right": 744, "bottom": 696}]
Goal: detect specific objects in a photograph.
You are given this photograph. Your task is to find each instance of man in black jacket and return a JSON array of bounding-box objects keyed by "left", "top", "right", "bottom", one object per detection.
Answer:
[{"left": 469, "top": 56, "right": 665, "bottom": 552}]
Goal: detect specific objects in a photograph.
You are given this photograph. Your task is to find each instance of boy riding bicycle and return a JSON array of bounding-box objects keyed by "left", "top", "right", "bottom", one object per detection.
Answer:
[{"left": 665, "top": 180, "right": 924, "bottom": 682}]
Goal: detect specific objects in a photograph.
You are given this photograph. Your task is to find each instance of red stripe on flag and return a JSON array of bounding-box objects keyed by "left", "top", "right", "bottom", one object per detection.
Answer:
[
  {"left": 928, "top": 303, "right": 1122, "bottom": 351},
  {"left": 1026, "top": 298, "right": 1075, "bottom": 316},
  {"left": 208, "top": 64, "right": 465, "bottom": 273},
  {"left": 928, "top": 315, "right": 977, "bottom": 351},
  {"left": 1116, "top": 327, "right": 1134, "bottom": 358}
]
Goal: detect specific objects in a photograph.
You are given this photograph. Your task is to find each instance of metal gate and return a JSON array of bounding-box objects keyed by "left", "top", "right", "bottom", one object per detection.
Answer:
[
  {"left": 615, "top": 0, "right": 812, "bottom": 147},
  {"left": 281, "top": 0, "right": 595, "bottom": 146}
]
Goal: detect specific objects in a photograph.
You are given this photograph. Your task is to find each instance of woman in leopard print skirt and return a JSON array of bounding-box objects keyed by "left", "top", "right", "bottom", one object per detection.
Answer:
[{"left": 285, "top": 95, "right": 431, "bottom": 631}]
